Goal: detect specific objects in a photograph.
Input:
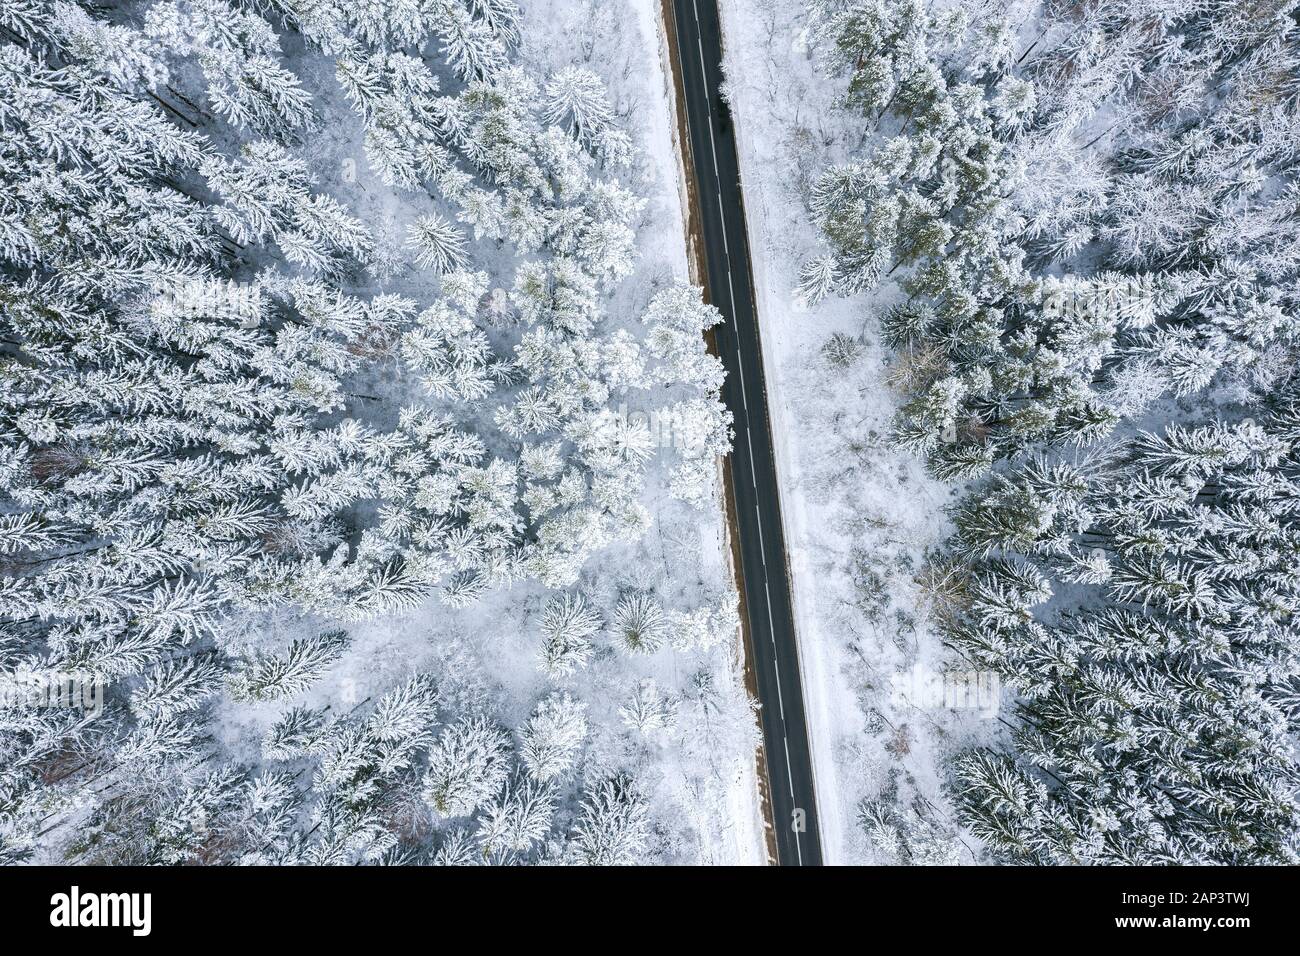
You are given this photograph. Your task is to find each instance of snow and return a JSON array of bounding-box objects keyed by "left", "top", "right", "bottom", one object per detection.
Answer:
[
  {"left": 715, "top": 0, "right": 999, "bottom": 863},
  {"left": 14, "top": 0, "right": 1300, "bottom": 870}
]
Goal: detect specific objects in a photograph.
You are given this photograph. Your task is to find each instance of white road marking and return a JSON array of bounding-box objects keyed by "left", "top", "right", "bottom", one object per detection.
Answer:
[
  {"left": 713, "top": 209, "right": 753, "bottom": 426},
  {"left": 713, "top": 195, "right": 736, "bottom": 325},
  {"left": 697, "top": 54, "right": 721, "bottom": 181},
  {"left": 765, "top": 580, "right": 785, "bottom": 720},
  {"left": 772, "top": 656, "right": 785, "bottom": 719},
  {"left": 716, "top": 196, "right": 727, "bottom": 265},
  {"left": 764, "top": 581, "right": 779, "bottom": 641},
  {"left": 745, "top": 427, "right": 757, "bottom": 487}
]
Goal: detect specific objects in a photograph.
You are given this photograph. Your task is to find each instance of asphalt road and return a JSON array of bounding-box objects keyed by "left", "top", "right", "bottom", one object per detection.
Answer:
[{"left": 667, "top": 0, "right": 824, "bottom": 866}]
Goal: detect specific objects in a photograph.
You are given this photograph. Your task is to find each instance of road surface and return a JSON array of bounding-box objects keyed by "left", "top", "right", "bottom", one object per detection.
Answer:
[{"left": 667, "top": 0, "right": 824, "bottom": 866}]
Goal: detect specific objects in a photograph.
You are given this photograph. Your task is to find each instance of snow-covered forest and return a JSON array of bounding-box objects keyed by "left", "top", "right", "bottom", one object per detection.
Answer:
[
  {"left": 795, "top": 0, "right": 1300, "bottom": 863},
  {"left": 0, "top": 0, "right": 765, "bottom": 865},
  {"left": 5, "top": 0, "right": 1297, "bottom": 871}
]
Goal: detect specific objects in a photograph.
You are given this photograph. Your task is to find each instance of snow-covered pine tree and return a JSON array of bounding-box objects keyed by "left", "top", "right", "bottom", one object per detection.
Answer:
[
  {"left": 543, "top": 66, "right": 615, "bottom": 150},
  {"left": 476, "top": 773, "right": 555, "bottom": 858},
  {"left": 0, "top": 7, "right": 429, "bottom": 859},
  {"left": 202, "top": 141, "right": 375, "bottom": 273},
  {"left": 618, "top": 678, "right": 676, "bottom": 739},
  {"left": 801, "top": 0, "right": 1300, "bottom": 865},
  {"left": 611, "top": 591, "right": 666, "bottom": 654},
  {"left": 422, "top": 714, "right": 511, "bottom": 818},
  {"left": 285, "top": 2, "right": 725, "bottom": 595},
  {"left": 407, "top": 212, "right": 470, "bottom": 274},
  {"left": 537, "top": 590, "right": 601, "bottom": 677},
  {"left": 944, "top": 406, "right": 1300, "bottom": 863},
  {"left": 568, "top": 773, "right": 650, "bottom": 865},
  {"left": 518, "top": 692, "right": 587, "bottom": 782},
  {"left": 254, "top": 676, "right": 441, "bottom": 864},
  {"left": 5, "top": 0, "right": 736, "bottom": 865},
  {"left": 809, "top": 0, "right": 1300, "bottom": 475},
  {"left": 228, "top": 629, "right": 350, "bottom": 702},
  {"left": 145, "top": 0, "right": 316, "bottom": 138}
]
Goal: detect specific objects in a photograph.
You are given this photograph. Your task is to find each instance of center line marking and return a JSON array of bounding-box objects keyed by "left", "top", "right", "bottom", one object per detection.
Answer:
[
  {"left": 735, "top": 352, "right": 749, "bottom": 411},
  {"left": 772, "top": 654, "right": 785, "bottom": 718}
]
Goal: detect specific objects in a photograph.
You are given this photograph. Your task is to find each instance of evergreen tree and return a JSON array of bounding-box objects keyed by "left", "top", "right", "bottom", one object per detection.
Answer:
[
  {"left": 537, "top": 591, "right": 600, "bottom": 677},
  {"left": 569, "top": 773, "right": 650, "bottom": 865},
  {"left": 518, "top": 692, "right": 587, "bottom": 782},
  {"left": 228, "top": 629, "right": 350, "bottom": 702},
  {"left": 476, "top": 773, "right": 554, "bottom": 857},
  {"left": 422, "top": 715, "right": 511, "bottom": 818},
  {"left": 944, "top": 409, "right": 1300, "bottom": 863},
  {"left": 146, "top": 0, "right": 316, "bottom": 138}
]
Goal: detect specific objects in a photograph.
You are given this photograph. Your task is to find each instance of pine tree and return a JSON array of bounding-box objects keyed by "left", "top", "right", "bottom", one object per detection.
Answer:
[
  {"left": 944, "top": 409, "right": 1300, "bottom": 864},
  {"left": 422, "top": 715, "right": 511, "bottom": 818},
  {"left": 611, "top": 591, "right": 666, "bottom": 654},
  {"left": 0, "top": 10, "right": 431, "bottom": 860},
  {"left": 203, "top": 141, "right": 374, "bottom": 271},
  {"left": 130, "top": 656, "right": 227, "bottom": 720},
  {"left": 476, "top": 774, "right": 555, "bottom": 857},
  {"left": 146, "top": 0, "right": 316, "bottom": 138},
  {"left": 537, "top": 591, "right": 601, "bottom": 677},
  {"left": 518, "top": 692, "right": 587, "bottom": 782},
  {"left": 262, "top": 705, "right": 331, "bottom": 761},
  {"left": 407, "top": 212, "right": 470, "bottom": 274},
  {"left": 543, "top": 66, "right": 615, "bottom": 150},
  {"left": 228, "top": 630, "right": 350, "bottom": 702},
  {"left": 619, "top": 678, "right": 676, "bottom": 739},
  {"left": 569, "top": 773, "right": 650, "bottom": 865}
]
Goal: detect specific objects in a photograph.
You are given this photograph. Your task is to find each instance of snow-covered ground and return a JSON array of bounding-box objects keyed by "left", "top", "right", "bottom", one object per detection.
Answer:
[{"left": 715, "top": 0, "right": 999, "bottom": 864}]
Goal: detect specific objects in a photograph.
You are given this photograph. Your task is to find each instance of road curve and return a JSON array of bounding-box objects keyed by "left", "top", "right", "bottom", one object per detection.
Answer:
[{"left": 666, "top": 0, "right": 824, "bottom": 866}]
